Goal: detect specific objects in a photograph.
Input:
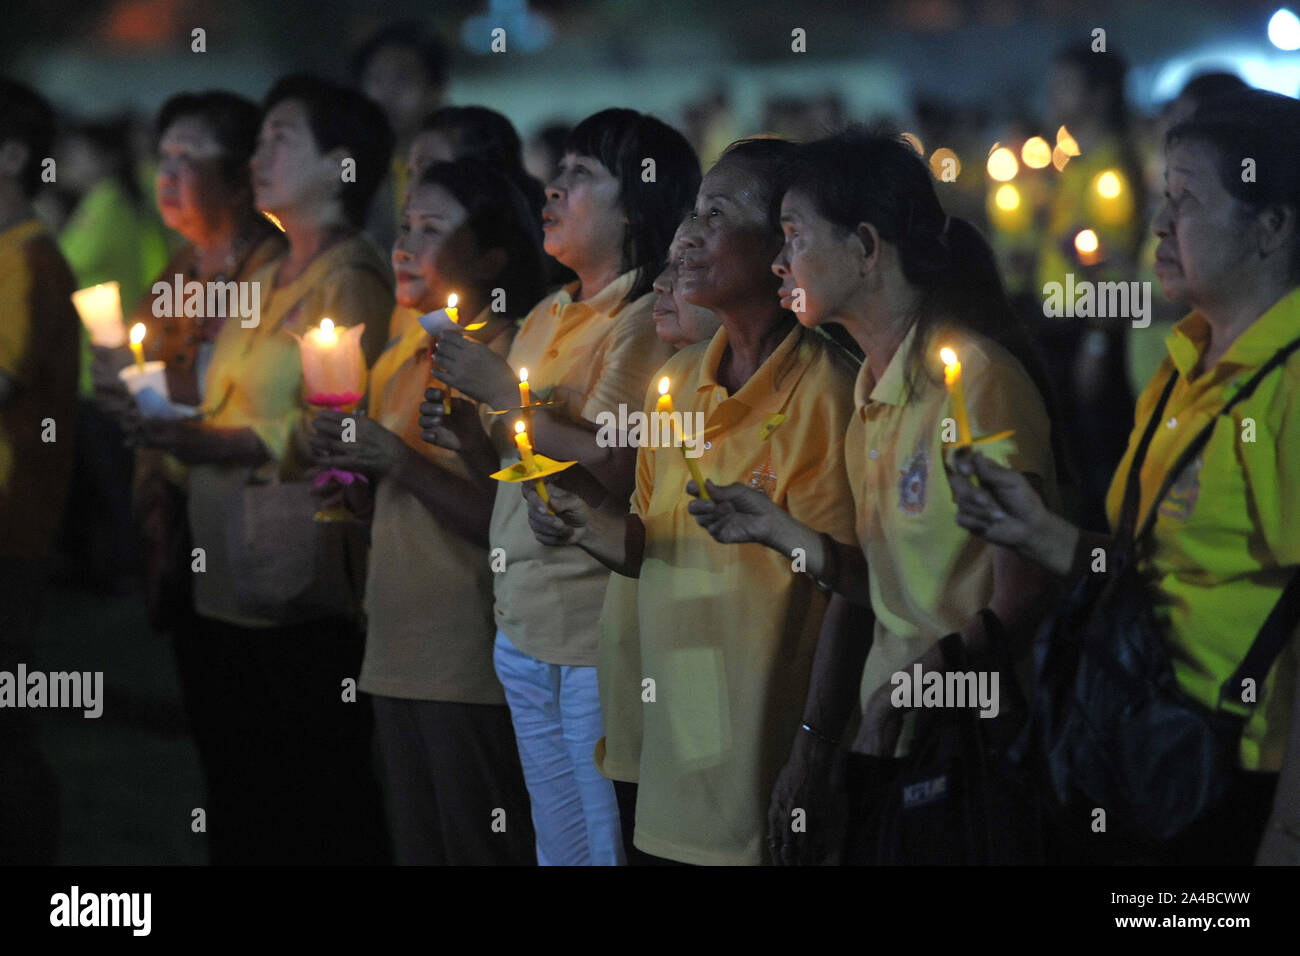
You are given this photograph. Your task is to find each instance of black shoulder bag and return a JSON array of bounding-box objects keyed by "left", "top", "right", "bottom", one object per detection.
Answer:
[{"left": 1023, "top": 335, "right": 1300, "bottom": 845}]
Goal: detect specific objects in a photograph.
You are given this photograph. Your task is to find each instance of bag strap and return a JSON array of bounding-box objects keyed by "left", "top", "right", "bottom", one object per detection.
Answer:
[
  {"left": 1219, "top": 569, "right": 1300, "bottom": 714},
  {"left": 1114, "top": 370, "right": 1179, "bottom": 543}
]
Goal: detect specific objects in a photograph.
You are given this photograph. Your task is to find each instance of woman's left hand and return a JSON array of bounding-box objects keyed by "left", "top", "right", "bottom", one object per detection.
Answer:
[
  {"left": 310, "top": 409, "right": 408, "bottom": 477},
  {"left": 431, "top": 331, "right": 517, "bottom": 410}
]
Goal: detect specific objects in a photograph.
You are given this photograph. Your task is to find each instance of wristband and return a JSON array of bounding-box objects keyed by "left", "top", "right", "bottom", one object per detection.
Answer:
[
  {"left": 809, "top": 531, "right": 839, "bottom": 594},
  {"left": 800, "top": 722, "right": 839, "bottom": 747}
]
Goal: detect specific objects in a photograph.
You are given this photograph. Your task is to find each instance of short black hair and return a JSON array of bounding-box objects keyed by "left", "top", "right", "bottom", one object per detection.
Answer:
[
  {"left": 566, "top": 108, "right": 700, "bottom": 302},
  {"left": 156, "top": 90, "right": 262, "bottom": 187},
  {"left": 414, "top": 158, "right": 547, "bottom": 319},
  {"left": 351, "top": 20, "right": 449, "bottom": 91},
  {"left": 263, "top": 73, "right": 394, "bottom": 228},
  {"left": 419, "top": 106, "right": 524, "bottom": 171},
  {"left": 1177, "top": 71, "right": 1247, "bottom": 104},
  {"left": 0, "top": 78, "right": 54, "bottom": 198}
]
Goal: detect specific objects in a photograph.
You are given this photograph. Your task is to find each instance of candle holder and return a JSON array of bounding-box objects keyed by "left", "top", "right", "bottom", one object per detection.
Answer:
[{"left": 294, "top": 319, "right": 368, "bottom": 524}]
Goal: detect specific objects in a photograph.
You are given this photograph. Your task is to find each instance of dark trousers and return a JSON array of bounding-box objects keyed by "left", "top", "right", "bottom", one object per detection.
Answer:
[
  {"left": 0, "top": 558, "right": 60, "bottom": 864},
  {"left": 175, "top": 614, "right": 390, "bottom": 864},
  {"left": 371, "top": 695, "right": 536, "bottom": 865}
]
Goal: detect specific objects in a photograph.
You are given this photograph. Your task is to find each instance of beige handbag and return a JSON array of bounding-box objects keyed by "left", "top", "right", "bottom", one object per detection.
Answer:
[{"left": 227, "top": 466, "right": 367, "bottom": 625}]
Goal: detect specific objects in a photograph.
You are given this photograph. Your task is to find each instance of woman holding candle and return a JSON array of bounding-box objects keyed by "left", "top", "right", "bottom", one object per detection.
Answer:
[
  {"left": 675, "top": 127, "right": 1061, "bottom": 865},
  {"left": 950, "top": 91, "right": 1300, "bottom": 865},
  {"left": 420, "top": 108, "right": 698, "bottom": 865},
  {"left": 309, "top": 158, "right": 544, "bottom": 865},
  {"left": 520, "top": 138, "right": 861, "bottom": 865},
  {"left": 135, "top": 74, "right": 395, "bottom": 864}
]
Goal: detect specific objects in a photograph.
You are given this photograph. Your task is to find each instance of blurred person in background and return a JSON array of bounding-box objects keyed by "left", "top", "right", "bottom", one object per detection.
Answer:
[
  {"left": 1035, "top": 42, "right": 1145, "bottom": 531},
  {"left": 57, "top": 117, "right": 172, "bottom": 588},
  {"left": 523, "top": 121, "right": 571, "bottom": 186},
  {"left": 0, "top": 78, "right": 81, "bottom": 864},
  {"left": 353, "top": 20, "right": 448, "bottom": 253},
  {"left": 133, "top": 74, "right": 394, "bottom": 864},
  {"left": 310, "top": 158, "right": 546, "bottom": 865}
]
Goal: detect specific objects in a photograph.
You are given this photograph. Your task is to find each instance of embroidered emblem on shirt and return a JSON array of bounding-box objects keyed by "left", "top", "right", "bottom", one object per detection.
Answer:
[
  {"left": 1158, "top": 453, "right": 1202, "bottom": 521},
  {"left": 748, "top": 452, "right": 778, "bottom": 498},
  {"left": 898, "top": 448, "right": 928, "bottom": 514}
]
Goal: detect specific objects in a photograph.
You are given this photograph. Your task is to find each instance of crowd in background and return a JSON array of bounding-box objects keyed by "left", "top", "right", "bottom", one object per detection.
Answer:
[{"left": 2, "top": 19, "right": 1300, "bottom": 867}]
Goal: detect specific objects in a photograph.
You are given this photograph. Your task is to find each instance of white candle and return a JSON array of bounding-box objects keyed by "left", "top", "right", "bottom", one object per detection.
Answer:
[{"left": 72, "top": 281, "right": 126, "bottom": 347}]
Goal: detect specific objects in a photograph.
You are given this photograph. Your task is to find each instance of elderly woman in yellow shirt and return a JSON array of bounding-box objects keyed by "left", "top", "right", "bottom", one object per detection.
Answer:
[
  {"left": 309, "top": 158, "right": 546, "bottom": 865},
  {"left": 137, "top": 74, "right": 395, "bottom": 864},
  {"left": 684, "top": 128, "right": 1060, "bottom": 865},
  {"left": 952, "top": 90, "right": 1300, "bottom": 865},
  {"left": 522, "top": 139, "right": 861, "bottom": 866}
]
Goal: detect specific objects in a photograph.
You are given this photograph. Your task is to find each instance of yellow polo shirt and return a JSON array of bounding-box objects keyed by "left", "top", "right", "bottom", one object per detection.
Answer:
[
  {"left": 1105, "top": 288, "right": 1300, "bottom": 772},
  {"left": 188, "top": 235, "right": 395, "bottom": 627},
  {"left": 360, "top": 306, "right": 513, "bottom": 704},
  {"left": 850, "top": 322, "right": 1057, "bottom": 714},
  {"left": 594, "top": 573, "right": 643, "bottom": 782},
  {"left": 489, "top": 271, "right": 673, "bottom": 665},
  {"left": 629, "top": 324, "right": 859, "bottom": 866}
]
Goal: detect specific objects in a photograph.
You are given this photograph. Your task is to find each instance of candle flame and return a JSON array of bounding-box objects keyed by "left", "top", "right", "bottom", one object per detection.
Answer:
[
  {"left": 320, "top": 318, "right": 335, "bottom": 334},
  {"left": 447, "top": 293, "right": 458, "bottom": 310},
  {"left": 658, "top": 376, "right": 670, "bottom": 396},
  {"left": 939, "top": 347, "right": 958, "bottom": 368},
  {"left": 515, "top": 420, "right": 526, "bottom": 435},
  {"left": 520, "top": 367, "right": 528, "bottom": 384},
  {"left": 130, "top": 322, "right": 146, "bottom": 345},
  {"left": 1074, "top": 229, "right": 1099, "bottom": 255}
]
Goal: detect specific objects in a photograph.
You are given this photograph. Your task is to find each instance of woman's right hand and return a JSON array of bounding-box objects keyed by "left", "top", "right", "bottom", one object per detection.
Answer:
[
  {"left": 686, "top": 479, "right": 782, "bottom": 547},
  {"left": 521, "top": 480, "right": 590, "bottom": 547},
  {"left": 947, "top": 450, "right": 1049, "bottom": 552}
]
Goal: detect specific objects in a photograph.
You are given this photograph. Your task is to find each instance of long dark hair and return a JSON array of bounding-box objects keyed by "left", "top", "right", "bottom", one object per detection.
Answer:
[
  {"left": 788, "top": 125, "right": 1064, "bottom": 467},
  {"left": 565, "top": 108, "right": 701, "bottom": 303},
  {"left": 414, "top": 158, "right": 547, "bottom": 319}
]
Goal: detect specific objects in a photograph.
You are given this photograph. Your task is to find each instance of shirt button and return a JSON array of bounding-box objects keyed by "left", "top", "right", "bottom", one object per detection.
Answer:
[
  {"left": 704, "top": 441, "right": 712, "bottom": 450},
  {"left": 1166, "top": 417, "right": 1177, "bottom": 429},
  {"left": 868, "top": 449, "right": 879, "bottom": 459}
]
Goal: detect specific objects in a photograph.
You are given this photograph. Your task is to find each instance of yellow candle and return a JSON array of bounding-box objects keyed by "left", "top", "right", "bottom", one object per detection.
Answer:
[
  {"left": 518, "top": 367, "right": 530, "bottom": 408},
  {"left": 658, "top": 376, "right": 709, "bottom": 499},
  {"left": 514, "top": 420, "right": 550, "bottom": 506},
  {"left": 129, "top": 322, "right": 147, "bottom": 371},
  {"left": 446, "top": 293, "right": 459, "bottom": 325},
  {"left": 940, "top": 347, "right": 972, "bottom": 445}
]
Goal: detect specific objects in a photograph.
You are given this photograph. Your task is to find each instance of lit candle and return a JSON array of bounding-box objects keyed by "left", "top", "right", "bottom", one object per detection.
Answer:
[
  {"left": 518, "top": 367, "right": 530, "bottom": 408},
  {"left": 129, "top": 322, "right": 147, "bottom": 371},
  {"left": 657, "top": 376, "right": 709, "bottom": 499},
  {"left": 72, "top": 281, "right": 127, "bottom": 347},
  {"left": 514, "top": 419, "right": 550, "bottom": 506},
  {"left": 446, "top": 293, "right": 459, "bottom": 325},
  {"left": 297, "top": 317, "right": 366, "bottom": 407},
  {"left": 940, "top": 347, "right": 972, "bottom": 445}
]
